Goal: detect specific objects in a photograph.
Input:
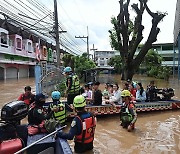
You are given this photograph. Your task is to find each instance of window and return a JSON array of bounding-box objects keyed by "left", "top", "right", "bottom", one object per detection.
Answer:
[
  {"left": 162, "top": 45, "right": 173, "bottom": 50},
  {"left": 43, "top": 47, "right": 47, "bottom": 57},
  {"left": 163, "top": 57, "right": 173, "bottom": 61},
  {"left": 28, "top": 42, "right": 32, "bottom": 52},
  {"left": 16, "top": 38, "right": 21, "bottom": 49},
  {"left": 1, "top": 32, "right": 8, "bottom": 45},
  {"left": 100, "top": 58, "right": 104, "bottom": 60}
]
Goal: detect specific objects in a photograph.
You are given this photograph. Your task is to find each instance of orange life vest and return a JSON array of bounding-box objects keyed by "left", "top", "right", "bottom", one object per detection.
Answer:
[{"left": 75, "top": 115, "right": 96, "bottom": 144}]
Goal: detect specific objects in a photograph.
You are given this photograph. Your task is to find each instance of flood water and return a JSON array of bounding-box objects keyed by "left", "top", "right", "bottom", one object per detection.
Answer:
[{"left": 0, "top": 74, "right": 179, "bottom": 153}]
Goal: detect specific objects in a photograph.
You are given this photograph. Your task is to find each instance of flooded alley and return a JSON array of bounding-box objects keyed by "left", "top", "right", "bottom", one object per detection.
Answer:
[{"left": 0, "top": 74, "right": 180, "bottom": 153}]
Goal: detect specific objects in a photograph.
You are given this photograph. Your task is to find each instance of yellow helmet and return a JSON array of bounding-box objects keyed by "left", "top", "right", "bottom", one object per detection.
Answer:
[
  {"left": 121, "top": 90, "right": 131, "bottom": 97},
  {"left": 73, "top": 95, "right": 86, "bottom": 108}
]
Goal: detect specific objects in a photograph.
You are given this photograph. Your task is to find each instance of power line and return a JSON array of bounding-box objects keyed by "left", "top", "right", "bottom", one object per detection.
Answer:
[{"left": 0, "top": 0, "right": 84, "bottom": 55}]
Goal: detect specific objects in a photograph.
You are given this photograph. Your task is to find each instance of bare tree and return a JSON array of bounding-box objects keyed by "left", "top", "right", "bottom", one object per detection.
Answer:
[{"left": 109, "top": 0, "right": 167, "bottom": 80}]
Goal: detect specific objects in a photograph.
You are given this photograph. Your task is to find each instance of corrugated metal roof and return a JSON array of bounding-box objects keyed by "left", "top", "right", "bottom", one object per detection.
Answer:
[{"left": 174, "top": 0, "right": 180, "bottom": 44}]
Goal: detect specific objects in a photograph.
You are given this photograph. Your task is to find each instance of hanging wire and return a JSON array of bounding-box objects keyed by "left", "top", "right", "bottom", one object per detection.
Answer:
[{"left": 0, "top": 0, "right": 85, "bottom": 54}]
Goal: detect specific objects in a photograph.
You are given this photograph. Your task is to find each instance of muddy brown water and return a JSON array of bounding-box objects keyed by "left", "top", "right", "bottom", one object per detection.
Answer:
[{"left": 0, "top": 74, "right": 179, "bottom": 153}]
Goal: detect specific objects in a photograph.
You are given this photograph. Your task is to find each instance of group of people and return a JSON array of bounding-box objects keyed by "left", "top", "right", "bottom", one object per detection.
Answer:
[
  {"left": 17, "top": 67, "right": 97, "bottom": 153},
  {"left": 80, "top": 80, "right": 157, "bottom": 107},
  {"left": 100, "top": 80, "right": 158, "bottom": 104},
  {"left": 17, "top": 67, "right": 159, "bottom": 153}
]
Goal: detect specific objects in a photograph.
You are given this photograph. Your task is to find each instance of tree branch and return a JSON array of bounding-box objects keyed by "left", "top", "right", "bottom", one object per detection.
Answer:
[
  {"left": 129, "top": 1, "right": 145, "bottom": 60},
  {"left": 118, "top": 0, "right": 131, "bottom": 56},
  {"left": 132, "top": 0, "right": 166, "bottom": 70}
]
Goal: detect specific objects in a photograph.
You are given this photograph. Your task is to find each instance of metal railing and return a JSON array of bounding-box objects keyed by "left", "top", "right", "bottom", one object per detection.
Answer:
[{"left": 38, "top": 67, "right": 64, "bottom": 96}]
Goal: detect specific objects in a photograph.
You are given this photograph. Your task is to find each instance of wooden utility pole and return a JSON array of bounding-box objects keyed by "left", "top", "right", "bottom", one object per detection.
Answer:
[
  {"left": 54, "top": 0, "right": 60, "bottom": 67},
  {"left": 90, "top": 44, "right": 97, "bottom": 62}
]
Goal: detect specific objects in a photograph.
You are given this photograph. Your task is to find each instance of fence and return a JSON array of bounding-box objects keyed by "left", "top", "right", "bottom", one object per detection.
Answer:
[{"left": 36, "top": 64, "right": 64, "bottom": 96}]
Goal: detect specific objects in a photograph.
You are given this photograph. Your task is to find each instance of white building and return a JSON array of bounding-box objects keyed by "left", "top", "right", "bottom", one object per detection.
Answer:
[
  {"left": 136, "top": 43, "right": 178, "bottom": 68},
  {"left": 94, "top": 51, "right": 117, "bottom": 67}
]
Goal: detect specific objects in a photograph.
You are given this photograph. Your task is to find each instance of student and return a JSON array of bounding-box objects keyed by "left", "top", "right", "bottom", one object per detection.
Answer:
[
  {"left": 106, "top": 83, "right": 122, "bottom": 105},
  {"left": 107, "top": 84, "right": 113, "bottom": 97},
  {"left": 102, "top": 83, "right": 109, "bottom": 97},
  {"left": 146, "top": 80, "right": 158, "bottom": 101},
  {"left": 136, "top": 82, "right": 146, "bottom": 102},
  {"left": 93, "top": 81, "right": 102, "bottom": 106},
  {"left": 129, "top": 83, "right": 136, "bottom": 98},
  {"left": 82, "top": 84, "right": 93, "bottom": 104}
]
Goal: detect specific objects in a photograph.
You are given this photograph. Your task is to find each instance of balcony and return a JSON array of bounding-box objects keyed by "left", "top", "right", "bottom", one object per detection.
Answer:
[
  {"left": 0, "top": 28, "right": 10, "bottom": 54},
  {"left": 22, "top": 39, "right": 36, "bottom": 58}
]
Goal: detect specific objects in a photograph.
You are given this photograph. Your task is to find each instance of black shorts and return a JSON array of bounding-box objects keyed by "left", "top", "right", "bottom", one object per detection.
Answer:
[{"left": 74, "top": 141, "right": 93, "bottom": 153}]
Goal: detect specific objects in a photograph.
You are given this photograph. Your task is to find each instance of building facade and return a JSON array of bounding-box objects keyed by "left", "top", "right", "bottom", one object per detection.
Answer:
[
  {"left": 0, "top": 26, "right": 59, "bottom": 80},
  {"left": 94, "top": 51, "right": 116, "bottom": 67},
  {"left": 151, "top": 43, "right": 178, "bottom": 67},
  {"left": 174, "top": 0, "right": 180, "bottom": 79}
]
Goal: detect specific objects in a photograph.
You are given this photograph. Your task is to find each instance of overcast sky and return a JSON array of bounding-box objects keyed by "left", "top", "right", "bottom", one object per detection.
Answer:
[{"left": 41, "top": 0, "right": 177, "bottom": 54}]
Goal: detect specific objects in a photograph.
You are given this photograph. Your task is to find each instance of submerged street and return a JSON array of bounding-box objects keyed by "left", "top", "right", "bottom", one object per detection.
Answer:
[{"left": 0, "top": 74, "right": 179, "bottom": 153}]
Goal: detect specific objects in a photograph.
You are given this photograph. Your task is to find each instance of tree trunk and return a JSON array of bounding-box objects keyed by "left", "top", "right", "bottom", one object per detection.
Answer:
[
  {"left": 122, "top": 68, "right": 134, "bottom": 81},
  {"left": 121, "top": 63, "right": 134, "bottom": 81}
]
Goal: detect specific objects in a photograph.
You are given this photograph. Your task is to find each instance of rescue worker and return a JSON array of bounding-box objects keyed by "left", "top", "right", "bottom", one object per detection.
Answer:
[
  {"left": 28, "top": 93, "right": 53, "bottom": 125},
  {"left": 146, "top": 80, "right": 158, "bottom": 101},
  {"left": 120, "top": 90, "right": 137, "bottom": 132},
  {"left": 57, "top": 95, "right": 96, "bottom": 153},
  {"left": 49, "top": 91, "right": 73, "bottom": 125},
  {"left": 63, "top": 66, "right": 80, "bottom": 105},
  {"left": 18, "top": 86, "right": 35, "bottom": 105}
]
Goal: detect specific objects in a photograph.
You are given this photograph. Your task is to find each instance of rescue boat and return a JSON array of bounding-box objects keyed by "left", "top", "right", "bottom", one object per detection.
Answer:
[
  {"left": 0, "top": 101, "right": 72, "bottom": 154},
  {"left": 67, "top": 100, "right": 180, "bottom": 117}
]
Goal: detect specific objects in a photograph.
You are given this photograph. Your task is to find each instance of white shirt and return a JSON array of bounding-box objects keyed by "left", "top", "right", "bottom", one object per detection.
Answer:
[
  {"left": 136, "top": 90, "right": 146, "bottom": 101},
  {"left": 110, "top": 90, "right": 122, "bottom": 104}
]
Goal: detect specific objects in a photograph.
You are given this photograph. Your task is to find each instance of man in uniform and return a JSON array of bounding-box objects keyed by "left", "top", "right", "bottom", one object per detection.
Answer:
[
  {"left": 57, "top": 95, "right": 96, "bottom": 153},
  {"left": 63, "top": 66, "right": 80, "bottom": 105},
  {"left": 49, "top": 91, "right": 73, "bottom": 125},
  {"left": 120, "top": 90, "right": 137, "bottom": 132},
  {"left": 28, "top": 93, "right": 53, "bottom": 125}
]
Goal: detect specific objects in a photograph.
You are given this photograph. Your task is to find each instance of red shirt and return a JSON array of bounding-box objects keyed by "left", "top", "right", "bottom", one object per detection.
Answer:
[
  {"left": 18, "top": 93, "right": 35, "bottom": 105},
  {"left": 130, "top": 89, "right": 136, "bottom": 97}
]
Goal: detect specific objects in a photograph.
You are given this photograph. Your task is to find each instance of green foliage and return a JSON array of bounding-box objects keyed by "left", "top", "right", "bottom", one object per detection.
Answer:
[
  {"left": 62, "top": 54, "right": 75, "bottom": 70},
  {"left": 147, "top": 66, "right": 171, "bottom": 80},
  {"left": 143, "top": 49, "right": 162, "bottom": 68},
  {"left": 140, "top": 49, "right": 171, "bottom": 80},
  {"left": 157, "top": 66, "right": 172, "bottom": 80},
  {"left": 109, "top": 17, "right": 121, "bottom": 51},
  {"left": 108, "top": 55, "right": 122, "bottom": 73},
  {"left": 146, "top": 66, "right": 159, "bottom": 77},
  {"left": 62, "top": 53, "right": 96, "bottom": 78},
  {"left": 74, "top": 53, "right": 96, "bottom": 77},
  {"left": 56, "top": 79, "right": 66, "bottom": 97},
  {"left": 109, "top": 17, "right": 134, "bottom": 51}
]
